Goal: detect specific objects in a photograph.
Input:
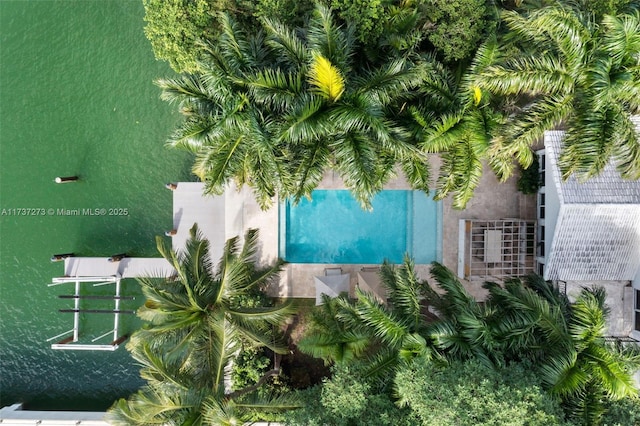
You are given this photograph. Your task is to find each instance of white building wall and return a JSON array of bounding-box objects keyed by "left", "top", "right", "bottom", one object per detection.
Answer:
[{"left": 542, "top": 146, "right": 561, "bottom": 272}]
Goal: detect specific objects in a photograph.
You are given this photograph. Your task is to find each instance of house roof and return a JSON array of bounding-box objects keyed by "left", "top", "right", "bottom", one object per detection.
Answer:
[
  {"left": 544, "top": 205, "right": 640, "bottom": 281},
  {"left": 545, "top": 127, "right": 640, "bottom": 205},
  {"left": 543, "top": 122, "right": 640, "bottom": 282}
]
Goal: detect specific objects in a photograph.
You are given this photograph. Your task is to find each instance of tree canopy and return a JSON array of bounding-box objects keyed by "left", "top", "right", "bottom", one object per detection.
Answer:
[
  {"left": 106, "top": 225, "right": 296, "bottom": 425},
  {"left": 294, "top": 261, "right": 640, "bottom": 424}
]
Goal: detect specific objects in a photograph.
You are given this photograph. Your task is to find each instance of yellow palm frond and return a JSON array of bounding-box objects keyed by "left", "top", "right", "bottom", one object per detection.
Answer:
[
  {"left": 473, "top": 86, "right": 482, "bottom": 106},
  {"left": 308, "top": 53, "right": 345, "bottom": 102}
]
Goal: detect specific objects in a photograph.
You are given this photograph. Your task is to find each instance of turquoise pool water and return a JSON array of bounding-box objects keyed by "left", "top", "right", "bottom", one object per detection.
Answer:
[{"left": 280, "top": 190, "right": 442, "bottom": 264}]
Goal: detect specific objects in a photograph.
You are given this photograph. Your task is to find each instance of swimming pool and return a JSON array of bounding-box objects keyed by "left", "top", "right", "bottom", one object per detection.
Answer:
[{"left": 280, "top": 190, "right": 442, "bottom": 264}]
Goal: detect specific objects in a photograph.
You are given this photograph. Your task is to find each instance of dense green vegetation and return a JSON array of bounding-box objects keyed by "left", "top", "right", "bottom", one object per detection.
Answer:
[
  {"left": 125, "top": 1, "right": 640, "bottom": 424},
  {"left": 156, "top": 7, "right": 430, "bottom": 209},
  {"left": 293, "top": 261, "right": 640, "bottom": 425},
  {"left": 106, "top": 226, "right": 296, "bottom": 424},
  {"left": 145, "top": 0, "right": 639, "bottom": 209}
]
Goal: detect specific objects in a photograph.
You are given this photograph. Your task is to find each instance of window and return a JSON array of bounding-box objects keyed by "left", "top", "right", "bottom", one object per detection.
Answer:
[
  {"left": 635, "top": 290, "right": 640, "bottom": 332},
  {"left": 539, "top": 153, "right": 546, "bottom": 184},
  {"left": 538, "top": 193, "right": 546, "bottom": 219},
  {"left": 538, "top": 241, "right": 545, "bottom": 257},
  {"left": 537, "top": 225, "right": 545, "bottom": 257}
]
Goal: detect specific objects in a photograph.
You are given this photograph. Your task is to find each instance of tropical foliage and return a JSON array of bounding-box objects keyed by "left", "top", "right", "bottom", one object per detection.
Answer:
[
  {"left": 601, "top": 396, "right": 640, "bottom": 426},
  {"left": 411, "top": 40, "right": 505, "bottom": 208},
  {"left": 142, "top": 0, "right": 218, "bottom": 73},
  {"left": 479, "top": 7, "right": 640, "bottom": 182},
  {"left": 283, "top": 362, "right": 418, "bottom": 426},
  {"left": 516, "top": 151, "right": 541, "bottom": 193},
  {"left": 395, "top": 359, "right": 568, "bottom": 425},
  {"left": 159, "top": 5, "right": 431, "bottom": 209},
  {"left": 421, "top": 0, "right": 497, "bottom": 63},
  {"left": 298, "top": 257, "right": 440, "bottom": 382},
  {"left": 285, "top": 359, "right": 569, "bottom": 425},
  {"left": 427, "top": 267, "right": 640, "bottom": 424},
  {"left": 106, "top": 225, "right": 296, "bottom": 425},
  {"left": 296, "top": 260, "right": 640, "bottom": 424},
  {"left": 142, "top": 0, "right": 315, "bottom": 73}
]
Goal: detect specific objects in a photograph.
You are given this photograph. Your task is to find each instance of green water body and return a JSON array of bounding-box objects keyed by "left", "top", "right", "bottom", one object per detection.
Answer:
[{"left": 0, "top": 0, "right": 192, "bottom": 409}]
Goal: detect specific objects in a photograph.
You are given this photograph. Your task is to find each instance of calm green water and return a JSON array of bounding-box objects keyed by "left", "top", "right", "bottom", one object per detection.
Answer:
[{"left": 0, "top": 0, "right": 192, "bottom": 409}]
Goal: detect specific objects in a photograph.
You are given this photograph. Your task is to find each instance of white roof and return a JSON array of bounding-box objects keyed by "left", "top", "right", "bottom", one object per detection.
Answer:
[
  {"left": 544, "top": 129, "right": 640, "bottom": 204},
  {"left": 545, "top": 205, "right": 640, "bottom": 281},
  {"left": 544, "top": 123, "right": 640, "bottom": 282}
]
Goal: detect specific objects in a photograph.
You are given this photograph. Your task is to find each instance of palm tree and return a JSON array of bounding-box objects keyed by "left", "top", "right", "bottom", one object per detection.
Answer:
[
  {"left": 159, "top": 6, "right": 431, "bottom": 211},
  {"left": 298, "top": 257, "right": 441, "bottom": 383},
  {"left": 248, "top": 5, "right": 431, "bottom": 208},
  {"left": 422, "top": 263, "right": 502, "bottom": 365},
  {"left": 295, "top": 294, "right": 371, "bottom": 364},
  {"left": 298, "top": 258, "right": 639, "bottom": 423},
  {"left": 478, "top": 7, "right": 640, "bottom": 181},
  {"left": 156, "top": 14, "right": 292, "bottom": 210},
  {"left": 106, "top": 225, "right": 296, "bottom": 425},
  {"left": 427, "top": 267, "right": 639, "bottom": 424},
  {"left": 538, "top": 287, "right": 640, "bottom": 425},
  {"left": 410, "top": 40, "right": 505, "bottom": 209}
]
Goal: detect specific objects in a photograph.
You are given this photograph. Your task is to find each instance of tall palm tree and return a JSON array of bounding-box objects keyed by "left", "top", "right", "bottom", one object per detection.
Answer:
[
  {"left": 427, "top": 266, "right": 639, "bottom": 424},
  {"left": 159, "top": 6, "right": 431, "bottom": 211},
  {"left": 106, "top": 225, "right": 296, "bottom": 425},
  {"left": 410, "top": 40, "right": 505, "bottom": 209},
  {"left": 538, "top": 287, "right": 640, "bottom": 425},
  {"left": 156, "top": 14, "right": 292, "bottom": 210},
  {"left": 298, "top": 258, "right": 639, "bottom": 423},
  {"left": 478, "top": 7, "right": 640, "bottom": 181},
  {"left": 422, "top": 263, "right": 502, "bottom": 366},
  {"left": 249, "top": 5, "right": 431, "bottom": 208},
  {"left": 296, "top": 294, "right": 371, "bottom": 364}
]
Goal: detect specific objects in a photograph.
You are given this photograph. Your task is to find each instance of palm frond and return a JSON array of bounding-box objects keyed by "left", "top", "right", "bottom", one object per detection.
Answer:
[
  {"left": 308, "top": 52, "right": 345, "bottom": 102},
  {"left": 261, "top": 17, "right": 308, "bottom": 68},
  {"left": 107, "top": 385, "right": 205, "bottom": 426},
  {"left": 248, "top": 68, "right": 303, "bottom": 110},
  {"left": 600, "top": 12, "right": 640, "bottom": 68},
  {"left": 433, "top": 137, "right": 484, "bottom": 209},
  {"left": 491, "top": 94, "right": 573, "bottom": 171},
  {"left": 355, "top": 291, "right": 408, "bottom": 349},
  {"left": 332, "top": 133, "right": 386, "bottom": 208},
  {"left": 479, "top": 56, "right": 573, "bottom": 96},
  {"left": 289, "top": 134, "right": 331, "bottom": 203},
  {"left": 306, "top": 4, "right": 354, "bottom": 71}
]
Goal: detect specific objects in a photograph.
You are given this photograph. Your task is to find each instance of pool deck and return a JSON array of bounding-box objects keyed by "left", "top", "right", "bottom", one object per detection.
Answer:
[{"left": 234, "top": 155, "right": 534, "bottom": 300}]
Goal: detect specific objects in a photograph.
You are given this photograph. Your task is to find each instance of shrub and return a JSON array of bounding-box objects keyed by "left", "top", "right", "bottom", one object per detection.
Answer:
[
  {"left": 231, "top": 346, "right": 273, "bottom": 391},
  {"left": 395, "top": 360, "right": 569, "bottom": 426},
  {"left": 329, "top": 0, "right": 387, "bottom": 42},
  {"left": 142, "top": 0, "right": 216, "bottom": 73},
  {"left": 283, "top": 363, "right": 417, "bottom": 426},
  {"left": 601, "top": 397, "right": 640, "bottom": 426},
  {"left": 421, "top": 0, "right": 496, "bottom": 62},
  {"left": 255, "top": 0, "right": 315, "bottom": 27},
  {"left": 516, "top": 152, "right": 541, "bottom": 194}
]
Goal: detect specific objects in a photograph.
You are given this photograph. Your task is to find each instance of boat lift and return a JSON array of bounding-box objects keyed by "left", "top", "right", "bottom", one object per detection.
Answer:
[{"left": 47, "top": 275, "right": 132, "bottom": 351}]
